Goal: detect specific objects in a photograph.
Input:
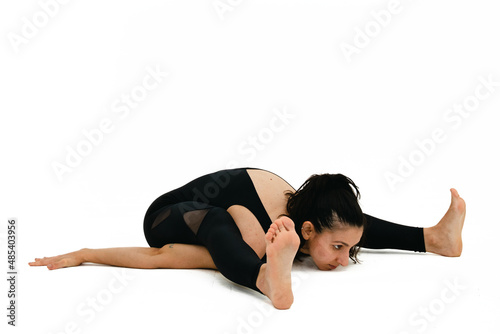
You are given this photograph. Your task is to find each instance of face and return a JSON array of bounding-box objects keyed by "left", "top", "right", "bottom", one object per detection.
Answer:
[{"left": 300, "top": 221, "right": 363, "bottom": 271}]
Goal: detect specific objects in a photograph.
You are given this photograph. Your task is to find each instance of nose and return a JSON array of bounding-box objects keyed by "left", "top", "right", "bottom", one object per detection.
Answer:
[{"left": 336, "top": 250, "right": 350, "bottom": 267}]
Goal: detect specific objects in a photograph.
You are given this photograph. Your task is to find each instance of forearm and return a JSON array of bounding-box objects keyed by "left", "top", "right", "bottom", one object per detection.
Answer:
[{"left": 80, "top": 247, "right": 159, "bottom": 269}]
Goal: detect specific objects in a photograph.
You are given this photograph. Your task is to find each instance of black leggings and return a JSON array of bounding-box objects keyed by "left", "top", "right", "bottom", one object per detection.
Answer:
[
  {"left": 144, "top": 201, "right": 265, "bottom": 291},
  {"left": 143, "top": 202, "right": 426, "bottom": 293},
  {"left": 362, "top": 214, "right": 426, "bottom": 252}
]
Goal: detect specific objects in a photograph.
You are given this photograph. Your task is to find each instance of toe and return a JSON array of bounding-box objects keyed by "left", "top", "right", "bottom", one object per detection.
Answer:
[
  {"left": 274, "top": 220, "right": 285, "bottom": 232},
  {"left": 265, "top": 229, "right": 275, "bottom": 242},
  {"left": 281, "top": 217, "right": 295, "bottom": 231},
  {"left": 268, "top": 225, "right": 277, "bottom": 235}
]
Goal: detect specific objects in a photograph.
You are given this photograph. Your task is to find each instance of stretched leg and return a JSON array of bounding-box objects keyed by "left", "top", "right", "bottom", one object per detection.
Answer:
[
  {"left": 360, "top": 188, "right": 466, "bottom": 257},
  {"left": 29, "top": 245, "right": 217, "bottom": 270},
  {"left": 30, "top": 201, "right": 220, "bottom": 270},
  {"left": 361, "top": 214, "right": 426, "bottom": 252},
  {"left": 151, "top": 243, "right": 217, "bottom": 269}
]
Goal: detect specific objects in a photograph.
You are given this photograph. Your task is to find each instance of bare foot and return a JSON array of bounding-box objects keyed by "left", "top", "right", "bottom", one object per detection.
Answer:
[
  {"left": 256, "top": 216, "right": 300, "bottom": 310},
  {"left": 424, "top": 188, "right": 466, "bottom": 257}
]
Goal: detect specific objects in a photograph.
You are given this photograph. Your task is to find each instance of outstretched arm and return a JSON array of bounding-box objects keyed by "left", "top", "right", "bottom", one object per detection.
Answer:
[{"left": 29, "top": 247, "right": 160, "bottom": 270}]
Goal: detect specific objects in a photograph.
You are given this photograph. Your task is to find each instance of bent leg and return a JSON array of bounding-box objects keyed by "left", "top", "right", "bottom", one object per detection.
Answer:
[
  {"left": 360, "top": 214, "right": 426, "bottom": 252},
  {"left": 256, "top": 216, "right": 300, "bottom": 310},
  {"left": 194, "top": 206, "right": 265, "bottom": 292},
  {"left": 144, "top": 201, "right": 265, "bottom": 291},
  {"left": 144, "top": 202, "right": 216, "bottom": 269},
  {"left": 144, "top": 203, "right": 199, "bottom": 248}
]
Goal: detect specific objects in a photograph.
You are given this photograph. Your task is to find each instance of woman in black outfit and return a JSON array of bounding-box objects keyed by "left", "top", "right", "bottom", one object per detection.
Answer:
[{"left": 29, "top": 167, "right": 466, "bottom": 309}]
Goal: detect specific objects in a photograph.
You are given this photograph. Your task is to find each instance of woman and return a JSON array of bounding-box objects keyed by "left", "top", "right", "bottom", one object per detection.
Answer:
[{"left": 29, "top": 167, "right": 466, "bottom": 310}]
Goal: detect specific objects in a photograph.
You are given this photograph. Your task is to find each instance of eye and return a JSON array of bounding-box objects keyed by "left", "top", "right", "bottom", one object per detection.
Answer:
[{"left": 333, "top": 245, "right": 342, "bottom": 250}]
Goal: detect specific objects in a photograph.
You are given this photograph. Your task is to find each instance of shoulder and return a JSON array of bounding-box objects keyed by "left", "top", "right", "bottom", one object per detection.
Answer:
[{"left": 245, "top": 168, "right": 295, "bottom": 192}]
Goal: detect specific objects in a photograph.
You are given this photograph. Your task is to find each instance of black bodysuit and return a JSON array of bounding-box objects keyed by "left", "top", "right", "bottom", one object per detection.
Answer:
[{"left": 143, "top": 168, "right": 425, "bottom": 292}]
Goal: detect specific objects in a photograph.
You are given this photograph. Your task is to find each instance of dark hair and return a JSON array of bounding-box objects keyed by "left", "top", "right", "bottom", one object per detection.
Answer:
[{"left": 284, "top": 173, "right": 366, "bottom": 263}]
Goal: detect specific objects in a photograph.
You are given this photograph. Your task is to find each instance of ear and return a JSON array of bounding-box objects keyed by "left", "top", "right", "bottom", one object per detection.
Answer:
[{"left": 301, "top": 221, "right": 315, "bottom": 240}]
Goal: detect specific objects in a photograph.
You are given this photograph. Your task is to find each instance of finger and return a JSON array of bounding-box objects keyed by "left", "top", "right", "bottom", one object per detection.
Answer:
[
  {"left": 47, "top": 261, "right": 60, "bottom": 270},
  {"left": 29, "top": 261, "right": 45, "bottom": 266},
  {"left": 29, "top": 258, "right": 48, "bottom": 266},
  {"left": 30, "top": 256, "right": 59, "bottom": 266},
  {"left": 48, "top": 259, "right": 67, "bottom": 270}
]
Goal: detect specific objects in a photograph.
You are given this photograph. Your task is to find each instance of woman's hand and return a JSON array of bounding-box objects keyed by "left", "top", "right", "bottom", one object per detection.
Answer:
[{"left": 28, "top": 249, "right": 87, "bottom": 270}]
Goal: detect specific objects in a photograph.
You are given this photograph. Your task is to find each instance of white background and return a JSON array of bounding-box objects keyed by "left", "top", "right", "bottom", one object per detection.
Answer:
[{"left": 1, "top": 0, "right": 499, "bottom": 333}]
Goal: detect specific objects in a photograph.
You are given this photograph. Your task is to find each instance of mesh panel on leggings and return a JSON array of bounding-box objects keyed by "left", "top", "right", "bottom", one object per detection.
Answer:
[
  {"left": 151, "top": 208, "right": 172, "bottom": 230},
  {"left": 183, "top": 209, "right": 210, "bottom": 234}
]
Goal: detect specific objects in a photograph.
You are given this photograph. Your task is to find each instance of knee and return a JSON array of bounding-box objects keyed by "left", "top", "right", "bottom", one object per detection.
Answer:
[
  {"left": 207, "top": 207, "right": 232, "bottom": 219},
  {"left": 194, "top": 207, "right": 237, "bottom": 239},
  {"left": 203, "top": 207, "right": 234, "bottom": 229}
]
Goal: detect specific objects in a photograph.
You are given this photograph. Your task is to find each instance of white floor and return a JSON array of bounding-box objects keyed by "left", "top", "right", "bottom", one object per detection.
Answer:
[
  {"left": 16, "top": 231, "right": 500, "bottom": 334},
  {"left": 7, "top": 191, "right": 500, "bottom": 334},
  {"left": 2, "top": 1, "right": 500, "bottom": 333}
]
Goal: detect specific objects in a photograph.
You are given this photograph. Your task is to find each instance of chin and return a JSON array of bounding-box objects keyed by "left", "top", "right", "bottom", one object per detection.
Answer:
[{"left": 317, "top": 264, "right": 330, "bottom": 271}]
